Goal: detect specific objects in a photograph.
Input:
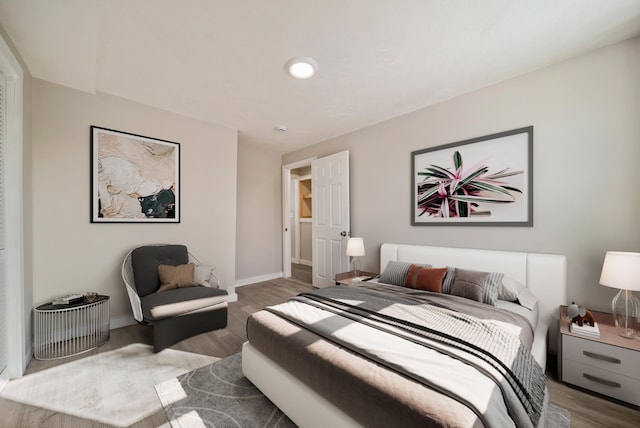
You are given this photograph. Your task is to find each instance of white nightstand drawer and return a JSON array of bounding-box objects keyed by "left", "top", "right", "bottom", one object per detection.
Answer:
[
  {"left": 563, "top": 360, "right": 640, "bottom": 406},
  {"left": 563, "top": 335, "right": 640, "bottom": 379}
]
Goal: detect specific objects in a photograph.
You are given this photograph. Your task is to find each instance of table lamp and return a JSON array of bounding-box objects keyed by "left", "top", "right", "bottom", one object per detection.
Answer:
[
  {"left": 346, "top": 237, "right": 365, "bottom": 277},
  {"left": 599, "top": 251, "right": 640, "bottom": 339}
]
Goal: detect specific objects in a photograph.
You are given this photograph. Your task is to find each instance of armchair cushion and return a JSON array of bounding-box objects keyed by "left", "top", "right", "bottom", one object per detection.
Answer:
[
  {"left": 157, "top": 262, "right": 197, "bottom": 292},
  {"left": 141, "top": 286, "right": 228, "bottom": 321},
  {"left": 132, "top": 245, "right": 189, "bottom": 297}
]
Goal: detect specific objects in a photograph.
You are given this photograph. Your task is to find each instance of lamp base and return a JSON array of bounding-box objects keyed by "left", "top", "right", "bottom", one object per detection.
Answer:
[
  {"left": 619, "top": 331, "right": 636, "bottom": 339},
  {"left": 612, "top": 289, "right": 639, "bottom": 340}
]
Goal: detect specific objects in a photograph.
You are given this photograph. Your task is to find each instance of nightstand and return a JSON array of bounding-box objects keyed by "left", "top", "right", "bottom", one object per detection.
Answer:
[
  {"left": 558, "top": 305, "right": 640, "bottom": 407},
  {"left": 335, "top": 270, "right": 379, "bottom": 286}
]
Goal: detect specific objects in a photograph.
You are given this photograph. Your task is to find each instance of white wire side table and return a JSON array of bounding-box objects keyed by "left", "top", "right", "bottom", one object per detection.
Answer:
[{"left": 34, "top": 295, "right": 110, "bottom": 360}]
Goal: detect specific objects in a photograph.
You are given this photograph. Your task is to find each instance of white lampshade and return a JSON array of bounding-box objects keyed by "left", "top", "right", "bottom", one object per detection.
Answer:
[
  {"left": 599, "top": 251, "right": 640, "bottom": 339},
  {"left": 600, "top": 251, "right": 640, "bottom": 291},
  {"left": 346, "top": 238, "right": 365, "bottom": 257}
]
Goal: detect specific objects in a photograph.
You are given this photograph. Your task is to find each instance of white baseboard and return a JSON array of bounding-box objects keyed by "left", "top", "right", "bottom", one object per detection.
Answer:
[
  {"left": 299, "top": 259, "right": 312, "bottom": 267},
  {"left": 234, "top": 272, "right": 284, "bottom": 288}
]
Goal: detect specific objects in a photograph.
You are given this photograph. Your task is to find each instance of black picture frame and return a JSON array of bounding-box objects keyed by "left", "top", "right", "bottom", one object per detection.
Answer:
[
  {"left": 90, "top": 126, "right": 180, "bottom": 223},
  {"left": 411, "top": 126, "right": 533, "bottom": 226}
]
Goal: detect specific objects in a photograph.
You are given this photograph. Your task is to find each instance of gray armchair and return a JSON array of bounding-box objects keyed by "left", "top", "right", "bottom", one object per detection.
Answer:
[{"left": 122, "top": 244, "right": 228, "bottom": 352}]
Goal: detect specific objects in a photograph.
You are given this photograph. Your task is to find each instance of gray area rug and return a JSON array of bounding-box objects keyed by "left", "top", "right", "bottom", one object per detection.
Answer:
[
  {"left": 156, "top": 352, "right": 295, "bottom": 427},
  {"left": 547, "top": 403, "right": 571, "bottom": 428},
  {"left": 156, "top": 352, "right": 570, "bottom": 428}
]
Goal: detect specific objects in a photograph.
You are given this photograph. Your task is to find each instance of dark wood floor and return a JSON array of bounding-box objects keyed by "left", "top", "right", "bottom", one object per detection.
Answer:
[
  {"left": 291, "top": 263, "right": 312, "bottom": 284},
  {"left": 2, "top": 276, "right": 639, "bottom": 427}
]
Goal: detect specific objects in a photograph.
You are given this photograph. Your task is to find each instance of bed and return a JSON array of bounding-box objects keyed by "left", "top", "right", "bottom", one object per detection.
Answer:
[{"left": 242, "top": 243, "right": 567, "bottom": 427}]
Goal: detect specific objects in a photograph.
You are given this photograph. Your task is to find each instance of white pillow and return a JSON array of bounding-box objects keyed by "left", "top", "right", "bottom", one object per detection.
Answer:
[
  {"left": 498, "top": 277, "right": 526, "bottom": 301},
  {"left": 517, "top": 288, "right": 538, "bottom": 310},
  {"left": 194, "top": 264, "right": 218, "bottom": 287}
]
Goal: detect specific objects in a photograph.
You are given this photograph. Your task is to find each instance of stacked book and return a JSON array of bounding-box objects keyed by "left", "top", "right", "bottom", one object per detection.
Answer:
[
  {"left": 52, "top": 293, "right": 84, "bottom": 305},
  {"left": 570, "top": 322, "right": 600, "bottom": 339}
]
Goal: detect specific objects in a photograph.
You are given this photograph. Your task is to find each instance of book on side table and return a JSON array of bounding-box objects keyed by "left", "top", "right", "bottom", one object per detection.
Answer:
[
  {"left": 51, "top": 294, "right": 84, "bottom": 305},
  {"left": 570, "top": 322, "right": 600, "bottom": 339}
]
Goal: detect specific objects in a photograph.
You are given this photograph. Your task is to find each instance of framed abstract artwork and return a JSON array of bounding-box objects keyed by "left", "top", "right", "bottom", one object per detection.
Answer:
[
  {"left": 412, "top": 126, "right": 533, "bottom": 226},
  {"left": 90, "top": 126, "right": 180, "bottom": 223}
]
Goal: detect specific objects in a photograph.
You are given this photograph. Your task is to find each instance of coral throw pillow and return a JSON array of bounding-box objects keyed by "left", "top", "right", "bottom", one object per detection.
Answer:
[
  {"left": 157, "top": 262, "right": 197, "bottom": 293},
  {"left": 404, "top": 265, "right": 447, "bottom": 292}
]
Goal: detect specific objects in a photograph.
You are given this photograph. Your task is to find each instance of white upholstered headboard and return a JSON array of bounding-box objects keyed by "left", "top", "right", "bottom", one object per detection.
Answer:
[{"left": 379, "top": 243, "right": 567, "bottom": 365}]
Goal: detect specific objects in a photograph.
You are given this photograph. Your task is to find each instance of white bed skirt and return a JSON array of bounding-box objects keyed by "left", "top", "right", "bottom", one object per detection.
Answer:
[{"left": 241, "top": 341, "right": 365, "bottom": 428}]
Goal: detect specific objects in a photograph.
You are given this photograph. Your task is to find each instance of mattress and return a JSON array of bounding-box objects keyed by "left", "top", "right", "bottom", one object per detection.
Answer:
[
  {"left": 496, "top": 298, "right": 539, "bottom": 330},
  {"left": 246, "top": 283, "right": 548, "bottom": 428}
]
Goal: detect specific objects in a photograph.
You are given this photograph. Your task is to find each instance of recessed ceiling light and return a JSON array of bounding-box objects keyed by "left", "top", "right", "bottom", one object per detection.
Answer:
[{"left": 285, "top": 57, "right": 318, "bottom": 79}]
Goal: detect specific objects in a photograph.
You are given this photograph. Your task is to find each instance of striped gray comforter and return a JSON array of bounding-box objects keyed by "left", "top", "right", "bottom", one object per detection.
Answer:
[{"left": 267, "top": 284, "right": 546, "bottom": 428}]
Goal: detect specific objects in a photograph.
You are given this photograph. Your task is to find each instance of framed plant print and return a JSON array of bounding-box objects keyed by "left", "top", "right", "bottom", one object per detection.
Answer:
[
  {"left": 412, "top": 126, "right": 533, "bottom": 226},
  {"left": 91, "top": 126, "right": 180, "bottom": 223}
]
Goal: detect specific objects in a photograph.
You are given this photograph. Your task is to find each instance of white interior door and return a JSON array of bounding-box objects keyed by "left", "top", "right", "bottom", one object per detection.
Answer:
[{"left": 312, "top": 151, "right": 350, "bottom": 288}]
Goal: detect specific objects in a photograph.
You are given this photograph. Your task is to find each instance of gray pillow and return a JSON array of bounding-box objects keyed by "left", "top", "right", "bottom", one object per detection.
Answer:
[
  {"left": 446, "top": 267, "right": 504, "bottom": 305},
  {"left": 379, "top": 261, "right": 430, "bottom": 286},
  {"left": 441, "top": 266, "right": 456, "bottom": 294},
  {"left": 483, "top": 271, "right": 504, "bottom": 306},
  {"left": 450, "top": 269, "right": 489, "bottom": 302}
]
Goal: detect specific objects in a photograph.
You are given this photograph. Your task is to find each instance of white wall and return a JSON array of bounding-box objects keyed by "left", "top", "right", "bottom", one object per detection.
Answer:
[
  {"left": 235, "top": 141, "right": 283, "bottom": 281},
  {"left": 282, "top": 37, "right": 640, "bottom": 313},
  {"left": 32, "top": 80, "right": 238, "bottom": 327},
  {"left": 299, "top": 221, "right": 312, "bottom": 263}
]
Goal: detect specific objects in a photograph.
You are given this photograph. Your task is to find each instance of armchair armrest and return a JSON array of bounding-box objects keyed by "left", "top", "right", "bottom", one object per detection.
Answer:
[{"left": 125, "top": 281, "right": 144, "bottom": 322}]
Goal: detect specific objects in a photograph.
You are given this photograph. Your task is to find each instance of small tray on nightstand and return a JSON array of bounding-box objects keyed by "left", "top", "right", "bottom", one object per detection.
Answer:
[{"left": 335, "top": 270, "right": 379, "bottom": 286}]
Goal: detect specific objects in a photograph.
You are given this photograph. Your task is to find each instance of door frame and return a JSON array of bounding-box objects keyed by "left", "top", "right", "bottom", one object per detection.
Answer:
[
  {"left": 291, "top": 176, "right": 300, "bottom": 264},
  {"left": 282, "top": 157, "right": 316, "bottom": 278},
  {"left": 0, "top": 34, "right": 26, "bottom": 379}
]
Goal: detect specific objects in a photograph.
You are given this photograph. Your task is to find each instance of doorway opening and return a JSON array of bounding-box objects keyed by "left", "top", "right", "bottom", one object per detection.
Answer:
[
  {"left": 290, "top": 166, "right": 312, "bottom": 284},
  {"left": 282, "top": 157, "right": 315, "bottom": 282}
]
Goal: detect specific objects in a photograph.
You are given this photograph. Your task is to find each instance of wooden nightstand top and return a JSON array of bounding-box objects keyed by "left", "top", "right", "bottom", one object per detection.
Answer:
[
  {"left": 559, "top": 305, "right": 640, "bottom": 352},
  {"left": 335, "top": 270, "right": 379, "bottom": 286}
]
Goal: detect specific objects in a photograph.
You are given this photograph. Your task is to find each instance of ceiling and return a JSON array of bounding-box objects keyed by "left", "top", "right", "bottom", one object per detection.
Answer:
[{"left": 1, "top": 1, "right": 640, "bottom": 153}]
